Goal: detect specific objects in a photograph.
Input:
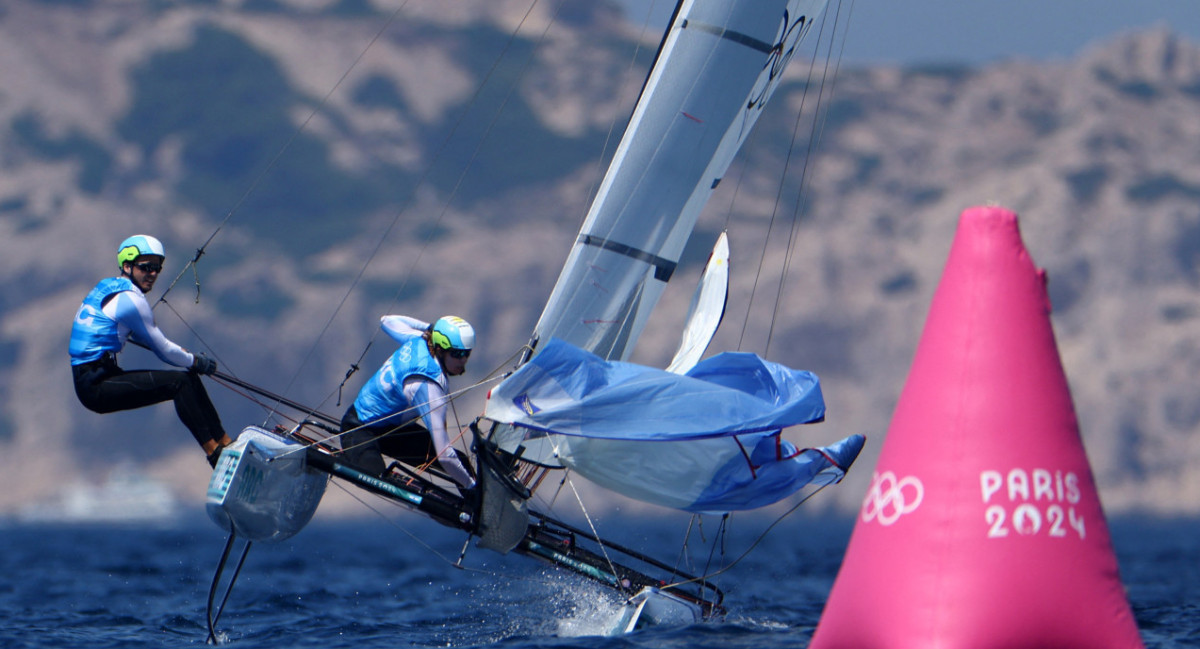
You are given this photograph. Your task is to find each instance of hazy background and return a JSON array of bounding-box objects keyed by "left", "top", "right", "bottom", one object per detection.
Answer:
[
  {"left": 621, "top": 0, "right": 1200, "bottom": 65},
  {"left": 1, "top": 0, "right": 1198, "bottom": 522}
]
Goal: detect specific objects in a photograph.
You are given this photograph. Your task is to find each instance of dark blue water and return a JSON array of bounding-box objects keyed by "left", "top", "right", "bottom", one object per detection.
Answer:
[{"left": 1, "top": 513, "right": 1195, "bottom": 648}]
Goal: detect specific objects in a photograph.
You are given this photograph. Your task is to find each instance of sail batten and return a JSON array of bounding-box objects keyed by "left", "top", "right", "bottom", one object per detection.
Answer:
[
  {"left": 577, "top": 234, "right": 677, "bottom": 282},
  {"left": 682, "top": 18, "right": 778, "bottom": 54}
]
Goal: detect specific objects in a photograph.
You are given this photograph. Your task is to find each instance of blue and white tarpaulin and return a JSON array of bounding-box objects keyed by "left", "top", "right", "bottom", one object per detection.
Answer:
[{"left": 485, "top": 339, "right": 864, "bottom": 512}]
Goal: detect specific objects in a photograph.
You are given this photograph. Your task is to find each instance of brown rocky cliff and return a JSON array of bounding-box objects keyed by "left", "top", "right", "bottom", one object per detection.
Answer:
[{"left": 0, "top": 1, "right": 1195, "bottom": 516}]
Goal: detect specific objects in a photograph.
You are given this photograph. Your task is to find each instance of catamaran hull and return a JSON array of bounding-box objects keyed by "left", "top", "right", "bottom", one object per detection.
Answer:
[
  {"left": 205, "top": 426, "right": 328, "bottom": 542},
  {"left": 610, "top": 587, "right": 705, "bottom": 635}
]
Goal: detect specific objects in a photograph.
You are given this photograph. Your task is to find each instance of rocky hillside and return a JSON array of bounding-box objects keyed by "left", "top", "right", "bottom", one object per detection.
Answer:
[{"left": 0, "top": 0, "right": 1197, "bottom": 516}]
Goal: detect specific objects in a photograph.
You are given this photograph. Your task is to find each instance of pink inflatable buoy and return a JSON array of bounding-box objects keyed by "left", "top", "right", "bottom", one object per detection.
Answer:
[{"left": 810, "top": 206, "right": 1142, "bottom": 649}]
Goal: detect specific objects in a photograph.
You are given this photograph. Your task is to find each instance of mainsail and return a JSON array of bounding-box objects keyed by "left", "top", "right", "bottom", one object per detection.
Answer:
[
  {"left": 532, "top": 0, "right": 828, "bottom": 359},
  {"left": 486, "top": 0, "right": 861, "bottom": 512}
]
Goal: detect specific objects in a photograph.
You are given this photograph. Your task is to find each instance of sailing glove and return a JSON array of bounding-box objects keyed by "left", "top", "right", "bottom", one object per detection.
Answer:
[{"left": 191, "top": 353, "right": 218, "bottom": 375}]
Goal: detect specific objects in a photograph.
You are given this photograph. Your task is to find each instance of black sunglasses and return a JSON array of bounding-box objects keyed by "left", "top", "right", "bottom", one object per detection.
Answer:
[
  {"left": 134, "top": 262, "right": 163, "bottom": 273},
  {"left": 445, "top": 348, "right": 471, "bottom": 359}
]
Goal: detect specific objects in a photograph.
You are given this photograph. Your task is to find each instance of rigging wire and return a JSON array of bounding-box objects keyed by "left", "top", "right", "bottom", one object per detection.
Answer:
[
  {"left": 660, "top": 478, "right": 838, "bottom": 591},
  {"left": 561, "top": 476, "right": 625, "bottom": 588},
  {"left": 766, "top": 0, "right": 855, "bottom": 356},
  {"left": 735, "top": 2, "right": 843, "bottom": 355},
  {"left": 671, "top": 512, "right": 726, "bottom": 599},
  {"left": 698, "top": 513, "right": 730, "bottom": 587}
]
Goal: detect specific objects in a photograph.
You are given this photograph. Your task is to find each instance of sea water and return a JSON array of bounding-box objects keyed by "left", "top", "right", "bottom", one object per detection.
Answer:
[{"left": 0, "top": 514, "right": 1195, "bottom": 648}]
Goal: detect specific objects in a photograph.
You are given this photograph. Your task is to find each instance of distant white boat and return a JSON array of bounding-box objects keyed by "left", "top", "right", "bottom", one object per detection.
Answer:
[{"left": 17, "top": 466, "right": 180, "bottom": 524}]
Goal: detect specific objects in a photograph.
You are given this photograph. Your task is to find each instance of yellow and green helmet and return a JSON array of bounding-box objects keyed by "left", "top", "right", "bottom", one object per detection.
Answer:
[
  {"left": 430, "top": 316, "right": 475, "bottom": 351},
  {"left": 117, "top": 234, "right": 165, "bottom": 268}
]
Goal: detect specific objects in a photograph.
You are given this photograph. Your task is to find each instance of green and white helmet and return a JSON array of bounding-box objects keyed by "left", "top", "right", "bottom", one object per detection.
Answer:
[
  {"left": 430, "top": 316, "right": 475, "bottom": 351},
  {"left": 117, "top": 234, "right": 165, "bottom": 268}
]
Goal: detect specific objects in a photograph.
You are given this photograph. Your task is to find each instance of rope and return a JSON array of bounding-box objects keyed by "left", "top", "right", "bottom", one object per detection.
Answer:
[
  {"left": 736, "top": 7, "right": 839, "bottom": 354},
  {"left": 659, "top": 479, "right": 837, "bottom": 591},
  {"left": 766, "top": 0, "right": 854, "bottom": 356}
]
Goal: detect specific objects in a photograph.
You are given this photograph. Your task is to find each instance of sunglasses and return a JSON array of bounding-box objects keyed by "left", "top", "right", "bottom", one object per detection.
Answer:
[
  {"left": 134, "top": 262, "right": 163, "bottom": 273},
  {"left": 445, "top": 348, "right": 471, "bottom": 359}
]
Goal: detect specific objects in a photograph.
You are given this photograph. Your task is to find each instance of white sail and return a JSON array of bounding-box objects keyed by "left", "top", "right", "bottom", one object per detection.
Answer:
[
  {"left": 666, "top": 231, "right": 729, "bottom": 374},
  {"left": 533, "top": 0, "right": 827, "bottom": 361}
]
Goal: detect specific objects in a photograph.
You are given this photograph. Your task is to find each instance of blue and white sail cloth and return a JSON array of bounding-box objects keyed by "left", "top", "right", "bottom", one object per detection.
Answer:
[{"left": 485, "top": 338, "right": 864, "bottom": 513}]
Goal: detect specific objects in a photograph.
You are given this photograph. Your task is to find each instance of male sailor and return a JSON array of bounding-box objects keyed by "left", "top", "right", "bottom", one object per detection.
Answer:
[
  {"left": 70, "top": 234, "right": 233, "bottom": 468},
  {"left": 339, "top": 315, "right": 476, "bottom": 491}
]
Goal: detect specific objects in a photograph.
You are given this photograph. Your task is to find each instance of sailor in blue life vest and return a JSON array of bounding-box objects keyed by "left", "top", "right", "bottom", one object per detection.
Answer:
[
  {"left": 339, "top": 315, "right": 477, "bottom": 491},
  {"left": 70, "top": 235, "right": 233, "bottom": 468}
]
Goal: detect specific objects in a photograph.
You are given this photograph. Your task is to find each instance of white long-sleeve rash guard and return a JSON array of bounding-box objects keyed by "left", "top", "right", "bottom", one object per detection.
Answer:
[
  {"left": 380, "top": 315, "right": 475, "bottom": 489},
  {"left": 107, "top": 288, "right": 194, "bottom": 367}
]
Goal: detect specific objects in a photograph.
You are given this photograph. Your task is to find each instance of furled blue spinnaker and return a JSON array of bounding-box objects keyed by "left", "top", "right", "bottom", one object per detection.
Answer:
[{"left": 485, "top": 339, "right": 864, "bottom": 512}]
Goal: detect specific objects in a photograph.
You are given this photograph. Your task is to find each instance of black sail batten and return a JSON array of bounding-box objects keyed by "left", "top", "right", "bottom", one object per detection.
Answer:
[
  {"left": 680, "top": 19, "right": 776, "bottom": 54},
  {"left": 577, "top": 234, "right": 677, "bottom": 283}
]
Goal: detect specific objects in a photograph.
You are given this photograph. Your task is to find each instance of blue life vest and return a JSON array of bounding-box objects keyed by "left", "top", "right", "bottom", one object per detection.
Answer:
[
  {"left": 353, "top": 335, "right": 445, "bottom": 424},
  {"left": 69, "top": 277, "right": 136, "bottom": 365}
]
